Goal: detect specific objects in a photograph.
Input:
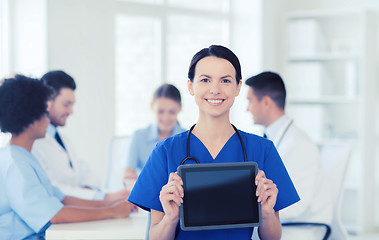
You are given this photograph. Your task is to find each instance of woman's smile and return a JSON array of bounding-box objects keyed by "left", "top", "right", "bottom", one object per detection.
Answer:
[{"left": 205, "top": 98, "right": 225, "bottom": 106}]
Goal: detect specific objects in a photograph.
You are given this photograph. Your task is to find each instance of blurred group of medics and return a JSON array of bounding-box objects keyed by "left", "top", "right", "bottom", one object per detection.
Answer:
[
  {"left": 0, "top": 73, "right": 133, "bottom": 240},
  {"left": 0, "top": 44, "right": 332, "bottom": 240}
]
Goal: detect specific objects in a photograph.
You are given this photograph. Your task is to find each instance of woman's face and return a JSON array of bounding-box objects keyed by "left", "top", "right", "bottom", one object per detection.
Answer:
[
  {"left": 31, "top": 113, "right": 50, "bottom": 139},
  {"left": 152, "top": 97, "right": 181, "bottom": 134},
  {"left": 188, "top": 56, "right": 241, "bottom": 118}
]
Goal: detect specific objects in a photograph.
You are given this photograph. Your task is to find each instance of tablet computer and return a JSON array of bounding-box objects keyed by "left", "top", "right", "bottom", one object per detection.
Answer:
[{"left": 177, "top": 162, "right": 261, "bottom": 231}]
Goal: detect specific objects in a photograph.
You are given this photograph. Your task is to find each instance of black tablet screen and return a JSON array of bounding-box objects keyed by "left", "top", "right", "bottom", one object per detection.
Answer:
[{"left": 181, "top": 166, "right": 259, "bottom": 227}]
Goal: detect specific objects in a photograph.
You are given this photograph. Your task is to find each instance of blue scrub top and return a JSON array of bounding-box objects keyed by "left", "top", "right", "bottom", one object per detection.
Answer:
[
  {"left": 0, "top": 145, "right": 65, "bottom": 240},
  {"left": 128, "top": 130, "right": 300, "bottom": 240},
  {"left": 125, "top": 122, "right": 186, "bottom": 171}
]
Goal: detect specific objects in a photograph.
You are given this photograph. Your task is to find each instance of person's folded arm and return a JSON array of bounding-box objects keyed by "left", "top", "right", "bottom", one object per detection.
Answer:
[
  {"left": 50, "top": 200, "right": 131, "bottom": 223},
  {"left": 62, "top": 196, "right": 115, "bottom": 207},
  {"left": 52, "top": 182, "right": 100, "bottom": 200}
]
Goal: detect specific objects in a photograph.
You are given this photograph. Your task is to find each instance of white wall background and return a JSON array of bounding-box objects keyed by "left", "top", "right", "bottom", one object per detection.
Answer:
[
  {"left": 2, "top": 0, "right": 262, "bottom": 186},
  {"left": 46, "top": 0, "right": 116, "bottom": 185},
  {"left": 10, "top": 0, "right": 47, "bottom": 76}
]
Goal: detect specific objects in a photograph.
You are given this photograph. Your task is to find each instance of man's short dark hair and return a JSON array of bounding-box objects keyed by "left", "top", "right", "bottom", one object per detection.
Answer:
[
  {"left": 41, "top": 70, "right": 76, "bottom": 97},
  {"left": 245, "top": 71, "right": 286, "bottom": 110},
  {"left": 0, "top": 75, "right": 52, "bottom": 135}
]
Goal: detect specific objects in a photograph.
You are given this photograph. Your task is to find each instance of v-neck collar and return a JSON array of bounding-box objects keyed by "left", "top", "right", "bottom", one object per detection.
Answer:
[{"left": 190, "top": 132, "right": 238, "bottom": 161}]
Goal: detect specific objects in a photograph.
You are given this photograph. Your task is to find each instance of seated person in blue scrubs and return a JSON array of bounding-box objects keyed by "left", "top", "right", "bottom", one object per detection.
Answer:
[
  {"left": 0, "top": 75, "right": 132, "bottom": 240},
  {"left": 128, "top": 45, "right": 300, "bottom": 240},
  {"left": 123, "top": 83, "right": 185, "bottom": 183}
]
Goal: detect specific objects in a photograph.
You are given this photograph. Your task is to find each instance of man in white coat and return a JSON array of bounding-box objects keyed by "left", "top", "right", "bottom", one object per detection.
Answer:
[
  {"left": 245, "top": 71, "right": 332, "bottom": 239},
  {"left": 32, "top": 70, "right": 128, "bottom": 200}
]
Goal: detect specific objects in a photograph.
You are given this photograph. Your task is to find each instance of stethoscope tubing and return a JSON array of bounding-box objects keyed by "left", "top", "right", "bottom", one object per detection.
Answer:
[
  {"left": 180, "top": 123, "right": 247, "bottom": 165},
  {"left": 276, "top": 119, "right": 294, "bottom": 148}
]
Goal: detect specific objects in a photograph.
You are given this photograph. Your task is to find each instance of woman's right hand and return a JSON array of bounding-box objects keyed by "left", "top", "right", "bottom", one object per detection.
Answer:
[{"left": 159, "top": 172, "right": 184, "bottom": 223}]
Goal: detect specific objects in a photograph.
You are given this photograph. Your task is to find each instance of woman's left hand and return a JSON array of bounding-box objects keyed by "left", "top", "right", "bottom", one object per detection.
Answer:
[{"left": 255, "top": 169, "right": 278, "bottom": 219}]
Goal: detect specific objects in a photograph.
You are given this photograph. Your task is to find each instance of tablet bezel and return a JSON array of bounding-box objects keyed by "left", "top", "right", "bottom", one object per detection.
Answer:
[{"left": 177, "top": 162, "right": 261, "bottom": 231}]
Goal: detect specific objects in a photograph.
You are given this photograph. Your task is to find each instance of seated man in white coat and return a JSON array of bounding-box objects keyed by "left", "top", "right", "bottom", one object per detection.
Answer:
[
  {"left": 245, "top": 71, "right": 332, "bottom": 239},
  {"left": 32, "top": 70, "right": 127, "bottom": 200}
]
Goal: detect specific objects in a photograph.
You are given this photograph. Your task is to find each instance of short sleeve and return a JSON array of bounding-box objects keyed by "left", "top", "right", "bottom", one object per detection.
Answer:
[
  {"left": 5, "top": 161, "right": 64, "bottom": 233},
  {"left": 263, "top": 142, "right": 300, "bottom": 212},
  {"left": 52, "top": 185, "right": 66, "bottom": 201},
  {"left": 128, "top": 143, "right": 168, "bottom": 212},
  {"left": 125, "top": 132, "right": 140, "bottom": 169}
]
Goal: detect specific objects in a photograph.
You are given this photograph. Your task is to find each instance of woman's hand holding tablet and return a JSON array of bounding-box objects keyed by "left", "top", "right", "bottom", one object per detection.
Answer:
[
  {"left": 177, "top": 162, "right": 261, "bottom": 231},
  {"left": 255, "top": 170, "right": 278, "bottom": 218},
  {"left": 159, "top": 172, "right": 184, "bottom": 224}
]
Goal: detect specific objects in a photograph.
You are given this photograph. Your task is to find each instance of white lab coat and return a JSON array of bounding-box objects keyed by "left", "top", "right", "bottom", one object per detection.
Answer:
[
  {"left": 253, "top": 116, "right": 333, "bottom": 240},
  {"left": 270, "top": 116, "right": 333, "bottom": 239},
  {"left": 32, "top": 125, "right": 103, "bottom": 200}
]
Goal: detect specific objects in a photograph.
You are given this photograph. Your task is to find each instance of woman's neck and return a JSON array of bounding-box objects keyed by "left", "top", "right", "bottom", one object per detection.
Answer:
[
  {"left": 192, "top": 112, "right": 235, "bottom": 159},
  {"left": 193, "top": 112, "right": 234, "bottom": 141},
  {"left": 10, "top": 132, "right": 35, "bottom": 152},
  {"left": 159, "top": 129, "right": 173, "bottom": 141}
]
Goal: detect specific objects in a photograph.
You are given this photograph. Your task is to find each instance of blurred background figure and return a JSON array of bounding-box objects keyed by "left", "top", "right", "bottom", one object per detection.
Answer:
[
  {"left": 32, "top": 70, "right": 128, "bottom": 201},
  {"left": 123, "top": 83, "right": 185, "bottom": 187},
  {"left": 246, "top": 71, "right": 332, "bottom": 240},
  {"left": 0, "top": 75, "right": 131, "bottom": 240}
]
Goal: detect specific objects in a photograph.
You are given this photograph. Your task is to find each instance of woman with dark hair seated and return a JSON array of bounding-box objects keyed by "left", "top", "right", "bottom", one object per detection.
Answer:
[{"left": 0, "top": 75, "right": 132, "bottom": 240}]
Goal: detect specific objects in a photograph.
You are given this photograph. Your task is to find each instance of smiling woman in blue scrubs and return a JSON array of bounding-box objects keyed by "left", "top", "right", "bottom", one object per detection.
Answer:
[
  {"left": 0, "top": 75, "right": 132, "bottom": 240},
  {"left": 128, "top": 45, "right": 300, "bottom": 240}
]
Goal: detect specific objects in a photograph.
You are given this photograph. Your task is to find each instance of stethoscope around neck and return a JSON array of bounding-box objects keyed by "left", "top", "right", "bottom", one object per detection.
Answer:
[{"left": 180, "top": 124, "right": 247, "bottom": 165}]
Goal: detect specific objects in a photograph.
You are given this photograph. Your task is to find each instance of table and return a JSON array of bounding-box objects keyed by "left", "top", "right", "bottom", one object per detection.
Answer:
[{"left": 46, "top": 211, "right": 148, "bottom": 240}]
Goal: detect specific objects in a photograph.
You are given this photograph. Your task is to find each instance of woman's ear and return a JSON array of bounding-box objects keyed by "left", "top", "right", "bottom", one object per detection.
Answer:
[
  {"left": 187, "top": 79, "right": 194, "bottom": 96},
  {"left": 235, "top": 81, "right": 242, "bottom": 97},
  {"left": 47, "top": 100, "right": 53, "bottom": 112}
]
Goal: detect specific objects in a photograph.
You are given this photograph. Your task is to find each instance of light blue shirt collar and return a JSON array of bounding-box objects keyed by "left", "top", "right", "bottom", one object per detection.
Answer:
[
  {"left": 147, "top": 122, "right": 184, "bottom": 142},
  {"left": 147, "top": 122, "right": 159, "bottom": 142},
  {"left": 172, "top": 123, "right": 184, "bottom": 135},
  {"left": 265, "top": 115, "right": 289, "bottom": 140}
]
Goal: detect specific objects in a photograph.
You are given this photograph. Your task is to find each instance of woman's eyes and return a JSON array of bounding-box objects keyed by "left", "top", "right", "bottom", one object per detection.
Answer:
[{"left": 200, "top": 79, "right": 231, "bottom": 83}]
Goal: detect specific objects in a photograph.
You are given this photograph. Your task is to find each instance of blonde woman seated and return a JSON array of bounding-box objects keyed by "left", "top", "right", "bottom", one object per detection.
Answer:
[{"left": 123, "top": 84, "right": 186, "bottom": 184}]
